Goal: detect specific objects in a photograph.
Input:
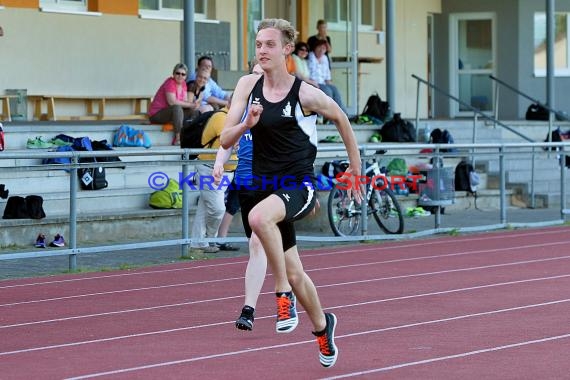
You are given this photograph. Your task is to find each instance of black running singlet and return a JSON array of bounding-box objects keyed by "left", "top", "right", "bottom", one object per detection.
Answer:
[{"left": 249, "top": 76, "right": 318, "bottom": 188}]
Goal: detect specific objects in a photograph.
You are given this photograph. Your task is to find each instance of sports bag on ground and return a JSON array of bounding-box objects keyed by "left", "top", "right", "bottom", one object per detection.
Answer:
[
  {"left": 455, "top": 160, "right": 478, "bottom": 195},
  {"left": 380, "top": 113, "right": 416, "bottom": 142},
  {"left": 2, "top": 196, "right": 28, "bottom": 219},
  {"left": 149, "top": 179, "right": 183, "bottom": 209},
  {"left": 525, "top": 103, "right": 549, "bottom": 121},
  {"left": 113, "top": 125, "right": 152, "bottom": 148}
]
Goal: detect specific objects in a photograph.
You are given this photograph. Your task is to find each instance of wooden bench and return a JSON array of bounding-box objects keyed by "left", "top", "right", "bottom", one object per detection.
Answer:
[
  {"left": 0, "top": 95, "right": 17, "bottom": 122},
  {"left": 28, "top": 95, "right": 152, "bottom": 121}
]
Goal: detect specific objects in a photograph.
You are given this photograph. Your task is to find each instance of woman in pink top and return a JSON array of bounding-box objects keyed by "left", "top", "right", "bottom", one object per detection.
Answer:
[{"left": 149, "top": 63, "right": 200, "bottom": 145}]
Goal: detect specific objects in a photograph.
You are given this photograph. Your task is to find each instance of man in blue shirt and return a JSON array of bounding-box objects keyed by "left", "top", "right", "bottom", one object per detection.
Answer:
[{"left": 187, "top": 56, "right": 231, "bottom": 112}]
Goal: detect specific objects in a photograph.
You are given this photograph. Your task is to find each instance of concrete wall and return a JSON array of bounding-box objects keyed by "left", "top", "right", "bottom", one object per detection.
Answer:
[
  {"left": 435, "top": 0, "right": 570, "bottom": 119},
  {"left": 0, "top": 1, "right": 440, "bottom": 120}
]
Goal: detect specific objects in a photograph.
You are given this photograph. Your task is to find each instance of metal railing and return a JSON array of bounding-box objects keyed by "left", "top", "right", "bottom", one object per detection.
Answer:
[
  {"left": 489, "top": 74, "right": 570, "bottom": 208},
  {"left": 1, "top": 142, "right": 570, "bottom": 271},
  {"left": 412, "top": 74, "right": 539, "bottom": 207}
]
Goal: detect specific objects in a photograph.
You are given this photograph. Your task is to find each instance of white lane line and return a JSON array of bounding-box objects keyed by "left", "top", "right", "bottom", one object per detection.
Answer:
[
  {"left": 323, "top": 333, "right": 570, "bottom": 379},
  {"left": 2, "top": 240, "right": 569, "bottom": 308},
  {"left": 2, "top": 255, "right": 570, "bottom": 328},
  {"left": 64, "top": 301, "right": 570, "bottom": 379},
  {"left": 2, "top": 272, "right": 570, "bottom": 356},
  {"left": 1, "top": 228, "right": 564, "bottom": 289}
]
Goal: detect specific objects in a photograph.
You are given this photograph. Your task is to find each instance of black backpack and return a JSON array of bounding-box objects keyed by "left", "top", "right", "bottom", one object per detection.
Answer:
[
  {"left": 430, "top": 128, "right": 457, "bottom": 153},
  {"left": 181, "top": 110, "right": 225, "bottom": 159},
  {"left": 362, "top": 93, "right": 390, "bottom": 122},
  {"left": 455, "top": 160, "right": 480, "bottom": 196},
  {"left": 379, "top": 113, "right": 416, "bottom": 142},
  {"left": 525, "top": 103, "right": 549, "bottom": 121},
  {"left": 79, "top": 163, "right": 108, "bottom": 190}
]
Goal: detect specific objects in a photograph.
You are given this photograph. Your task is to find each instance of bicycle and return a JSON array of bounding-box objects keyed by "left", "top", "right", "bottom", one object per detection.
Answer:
[{"left": 326, "top": 159, "right": 404, "bottom": 237}]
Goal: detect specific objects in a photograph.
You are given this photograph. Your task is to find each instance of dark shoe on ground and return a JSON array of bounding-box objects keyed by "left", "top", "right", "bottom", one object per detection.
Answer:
[
  {"left": 235, "top": 305, "right": 255, "bottom": 331},
  {"left": 217, "top": 243, "right": 240, "bottom": 251},
  {"left": 275, "top": 291, "right": 298, "bottom": 333},
  {"left": 313, "top": 312, "right": 338, "bottom": 368},
  {"left": 35, "top": 233, "right": 47, "bottom": 248},
  {"left": 49, "top": 233, "right": 65, "bottom": 247}
]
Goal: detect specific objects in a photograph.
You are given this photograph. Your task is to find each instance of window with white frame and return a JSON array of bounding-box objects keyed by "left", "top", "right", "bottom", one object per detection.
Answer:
[
  {"left": 534, "top": 12, "right": 570, "bottom": 76},
  {"left": 139, "top": 0, "right": 207, "bottom": 20},
  {"left": 40, "top": 0, "right": 86, "bottom": 12},
  {"left": 324, "top": 0, "right": 375, "bottom": 30}
]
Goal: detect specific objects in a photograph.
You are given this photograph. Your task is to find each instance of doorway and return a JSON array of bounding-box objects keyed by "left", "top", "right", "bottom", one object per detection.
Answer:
[{"left": 449, "top": 13, "right": 496, "bottom": 117}]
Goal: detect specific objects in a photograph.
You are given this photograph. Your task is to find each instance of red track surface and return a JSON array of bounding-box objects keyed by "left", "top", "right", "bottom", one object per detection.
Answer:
[{"left": 1, "top": 227, "right": 570, "bottom": 379}]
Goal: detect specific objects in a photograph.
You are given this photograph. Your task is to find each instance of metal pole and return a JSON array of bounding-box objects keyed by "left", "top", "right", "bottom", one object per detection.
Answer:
[
  {"left": 237, "top": 0, "right": 243, "bottom": 70},
  {"left": 561, "top": 145, "right": 567, "bottom": 219},
  {"left": 531, "top": 147, "right": 536, "bottom": 208},
  {"left": 351, "top": 0, "right": 358, "bottom": 115},
  {"left": 546, "top": 0, "right": 555, "bottom": 142},
  {"left": 499, "top": 147, "right": 506, "bottom": 224},
  {"left": 181, "top": 153, "right": 190, "bottom": 258},
  {"left": 360, "top": 147, "right": 368, "bottom": 237},
  {"left": 415, "top": 79, "right": 421, "bottom": 142},
  {"left": 493, "top": 82, "right": 499, "bottom": 128},
  {"left": 184, "top": 0, "right": 196, "bottom": 71},
  {"left": 472, "top": 113, "right": 478, "bottom": 166},
  {"left": 68, "top": 155, "right": 78, "bottom": 271},
  {"left": 385, "top": 0, "right": 396, "bottom": 117}
]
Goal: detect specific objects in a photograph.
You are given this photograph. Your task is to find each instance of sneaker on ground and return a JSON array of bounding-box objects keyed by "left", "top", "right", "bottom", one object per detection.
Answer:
[
  {"left": 275, "top": 292, "right": 298, "bottom": 333},
  {"left": 217, "top": 243, "right": 240, "bottom": 251},
  {"left": 27, "top": 136, "right": 54, "bottom": 149},
  {"left": 313, "top": 312, "right": 339, "bottom": 368},
  {"left": 35, "top": 233, "right": 47, "bottom": 248},
  {"left": 235, "top": 305, "right": 255, "bottom": 331},
  {"left": 49, "top": 233, "right": 65, "bottom": 247}
]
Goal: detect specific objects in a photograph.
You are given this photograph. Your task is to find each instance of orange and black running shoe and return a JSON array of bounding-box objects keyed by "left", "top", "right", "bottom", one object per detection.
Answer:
[
  {"left": 275, "top": 292, "right": 298, "bottom": 333},
  {"left": 313, "top": 313, "right": 338, "bottom": 368}
]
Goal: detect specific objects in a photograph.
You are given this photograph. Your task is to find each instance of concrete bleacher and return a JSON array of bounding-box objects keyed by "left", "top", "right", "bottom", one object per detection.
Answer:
[{"left": 0, "top": 117, "right": 566, "bottom": 248}]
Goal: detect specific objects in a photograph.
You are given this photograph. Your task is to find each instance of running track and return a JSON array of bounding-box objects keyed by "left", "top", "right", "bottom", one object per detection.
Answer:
[{"left": 1, "top": 227, "right": 570, "bottom": 379}]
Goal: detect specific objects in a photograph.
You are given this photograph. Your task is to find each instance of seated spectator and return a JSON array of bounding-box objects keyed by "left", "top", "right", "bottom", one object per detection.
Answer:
[
  {"left": 148, "top": 63, "right": 200, "bottom": 145},
  {"left": 307, "top": 19, "right": 332, "bottom": 67},
  {"left": 292, "top": 42, "right": 318, "bottom": 87},
  {"left": 187, "top": 56, "right": 231, "bottom": 112},
  {"left": 308, "top": 39, "right": 348, "bottom": 115},
  {"left": 187, "top": 68, "right": 211, "bottom": 113}
]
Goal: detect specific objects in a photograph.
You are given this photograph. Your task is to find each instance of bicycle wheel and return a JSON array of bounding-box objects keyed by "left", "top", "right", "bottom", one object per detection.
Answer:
[
  {"left": 370, "top": 187, "right": 404, "bottom": 234},
  {"left": 327, "top": 186, "right": 361, "bottom": 236}
]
